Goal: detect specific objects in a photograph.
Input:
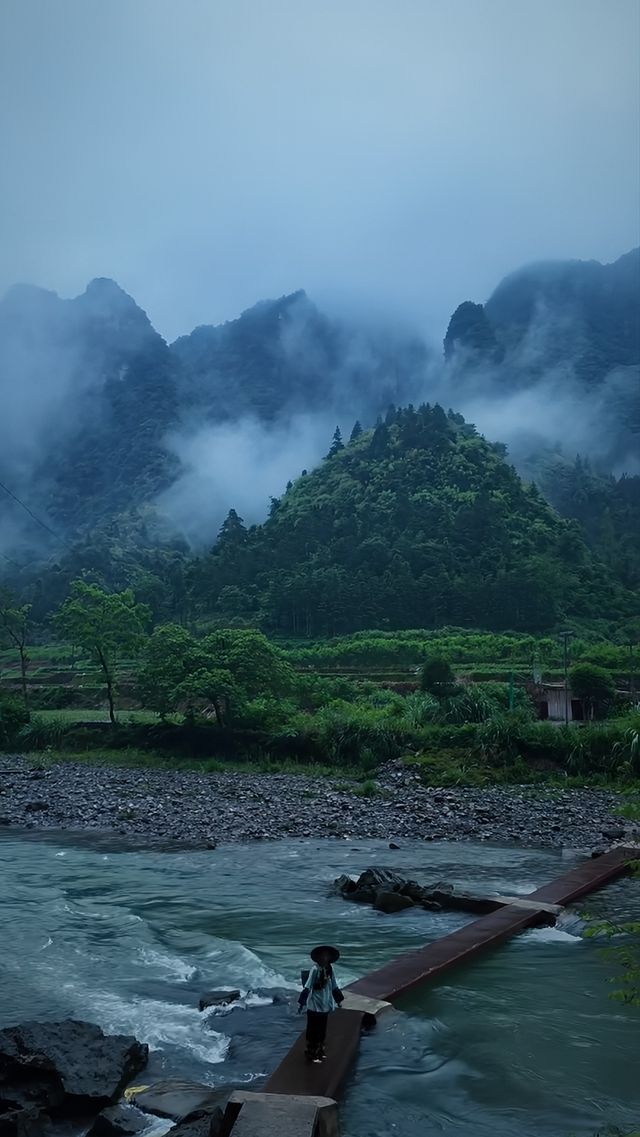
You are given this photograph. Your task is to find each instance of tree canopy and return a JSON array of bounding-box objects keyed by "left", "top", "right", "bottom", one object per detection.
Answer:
[
  {"left": 55, "top": 581, "right": 150, "bottom": 722},
  {"left": 191, "top": 404, "right": 632, "bottom": 636}
]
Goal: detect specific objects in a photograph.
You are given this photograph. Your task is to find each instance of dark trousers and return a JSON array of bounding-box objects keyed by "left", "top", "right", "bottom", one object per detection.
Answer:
[{"left": 305, "top": 1011, "right": 328, "bottom": 1054}]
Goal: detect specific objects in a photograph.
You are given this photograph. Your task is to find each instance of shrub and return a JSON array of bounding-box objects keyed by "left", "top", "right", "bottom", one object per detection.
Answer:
[
  {"left": 17, "top": 714, "right": 72, "bottom": 750},
  {"left": 569, "top": 663, "right": 616, "bottom": 719},
  {"left": 435, "top": 687, "right": 500, "bottom": 724},
  {"left": 402, "top": 692, "right": 439, "bottom": 728},
  {"left": 420, "top": 657, "right": 457, "bottom": 698},
  {"left": 0, "top": 692, "right": 29, "bottom": 747}
]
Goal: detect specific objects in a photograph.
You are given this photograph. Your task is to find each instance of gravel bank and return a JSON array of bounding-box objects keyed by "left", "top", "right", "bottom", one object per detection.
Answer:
[{"left": 0, "top": 755, "right": 636, "bottom": 850}]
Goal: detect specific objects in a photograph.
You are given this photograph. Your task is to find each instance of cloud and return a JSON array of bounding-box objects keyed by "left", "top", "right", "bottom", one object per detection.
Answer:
[{"left": 157, "top": 413, "right": 340, "bottom": 546}]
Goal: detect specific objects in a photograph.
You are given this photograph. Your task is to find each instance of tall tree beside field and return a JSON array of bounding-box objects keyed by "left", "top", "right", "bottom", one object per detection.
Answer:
[
  {"left": 0, "top": 591, "right": 31, "bottom": 711},
  {"left": 55, "top": 581, "right": 150, "bottom": 724}
]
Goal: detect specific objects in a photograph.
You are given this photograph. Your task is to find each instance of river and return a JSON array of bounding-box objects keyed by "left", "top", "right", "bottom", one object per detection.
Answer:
[{"left": 0, "top": 830, "right": 638, "bottom": 1136}]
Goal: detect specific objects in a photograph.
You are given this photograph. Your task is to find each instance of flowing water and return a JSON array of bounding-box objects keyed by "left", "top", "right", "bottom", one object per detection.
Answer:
[{"left": 0, "top": 829, "right": 638, "bottom": 1137}]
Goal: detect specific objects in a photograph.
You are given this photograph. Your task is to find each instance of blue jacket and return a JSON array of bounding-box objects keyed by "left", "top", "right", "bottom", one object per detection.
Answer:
[{"left": 298, "top": 964, "right": 344, "bottom": 1013}]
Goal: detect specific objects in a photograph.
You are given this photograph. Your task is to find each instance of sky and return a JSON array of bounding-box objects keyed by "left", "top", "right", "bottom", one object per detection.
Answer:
[{"left": 1, "top": 0, "right": 639, "bottom": 345}]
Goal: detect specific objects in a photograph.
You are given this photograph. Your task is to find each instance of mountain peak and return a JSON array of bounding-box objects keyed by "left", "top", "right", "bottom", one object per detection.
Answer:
[{"left": 77, "top": 278, "right": 155, "bottom": 338}]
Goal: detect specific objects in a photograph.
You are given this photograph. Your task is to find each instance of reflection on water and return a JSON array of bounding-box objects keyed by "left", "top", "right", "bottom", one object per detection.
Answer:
[{"left": 0, "top": 831, "right": 638, "bottom": 1136}]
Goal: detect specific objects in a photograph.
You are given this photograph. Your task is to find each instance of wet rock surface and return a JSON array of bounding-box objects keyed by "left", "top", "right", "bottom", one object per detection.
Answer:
[
  {"left": 198, "top": 989, "right": 241, "bottom": 1012},
  {"left": 0, "top": 1019, "right": 148, "bottom": 1135},
  {"left": 86, "top": 1103, "right": 149, "bottom": 1136},
  {"left": 335, "top": 864, "right": 539, "bottom": 916},
  {"left": 0, "top": 754, "right": 635, "bottom": 850}
]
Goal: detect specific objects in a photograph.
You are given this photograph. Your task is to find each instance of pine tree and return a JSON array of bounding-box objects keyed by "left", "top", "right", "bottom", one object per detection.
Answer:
[
  {"left": 217, "top": 509, "right": 247, "bottom": 549},
  {"left": 326, "top": 426, "right": 345, "bottom": 458},
  {"left": 349, "top": 420, "right": 363, "bottom": 443}
]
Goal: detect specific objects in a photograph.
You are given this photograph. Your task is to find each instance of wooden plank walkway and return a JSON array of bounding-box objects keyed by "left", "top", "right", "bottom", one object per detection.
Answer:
[{"left": 262, "top": 846, "right": 636, "bottom": 1101}]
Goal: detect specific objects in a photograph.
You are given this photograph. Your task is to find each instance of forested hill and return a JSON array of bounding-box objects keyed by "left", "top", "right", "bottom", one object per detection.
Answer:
[{"left": 192, "top": 405, "right": 632, "bottom": 636}]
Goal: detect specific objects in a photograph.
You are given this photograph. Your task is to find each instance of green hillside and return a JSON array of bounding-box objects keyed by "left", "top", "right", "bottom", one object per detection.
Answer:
[{"left": 193, "top": 404, "right": 630, "bottom": 635}]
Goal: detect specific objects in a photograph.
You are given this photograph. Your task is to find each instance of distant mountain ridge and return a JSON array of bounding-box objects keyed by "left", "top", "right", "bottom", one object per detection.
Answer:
[
  {"left": 445, "top": 247, "right": 640, "bottom": 383},
  {"left": 0, "top": 248, "right": 638, "bottom": 582}
]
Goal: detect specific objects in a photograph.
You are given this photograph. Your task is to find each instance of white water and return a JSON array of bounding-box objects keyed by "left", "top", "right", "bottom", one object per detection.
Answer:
[{"left": 1, "top": 832, "right": 638, "bottom": 1136}]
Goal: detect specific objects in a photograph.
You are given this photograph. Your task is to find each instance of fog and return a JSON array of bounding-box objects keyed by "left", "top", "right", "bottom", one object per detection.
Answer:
[
  {"left": 1, "top": 0, "right": 638, "bottom": 344},
  {"left": 158, "top": 414, "right": 340, "bottom": 544},
  {"left": 0, "top": 0, "right": 638, "bottom": 557}
]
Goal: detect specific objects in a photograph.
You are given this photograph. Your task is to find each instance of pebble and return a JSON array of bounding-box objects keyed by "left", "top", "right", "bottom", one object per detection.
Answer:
[{"left": 0, "top": 755, "right": 633, "bottom": 850}]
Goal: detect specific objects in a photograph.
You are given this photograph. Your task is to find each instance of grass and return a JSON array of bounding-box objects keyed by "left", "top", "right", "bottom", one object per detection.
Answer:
[
  {"left": 20, "top": 747, "right": 362, "bottom": 780},
  {"left": 34, "top": 709, "right": 162, "bottom": 724}
]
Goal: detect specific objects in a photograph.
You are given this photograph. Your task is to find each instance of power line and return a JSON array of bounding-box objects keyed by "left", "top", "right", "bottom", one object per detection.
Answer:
[
  {"left": 0, "top": 478, "right": 71, "bottom": 548},
  {"left": 0, "top": 550, "right": 22, "bottom": 569}
]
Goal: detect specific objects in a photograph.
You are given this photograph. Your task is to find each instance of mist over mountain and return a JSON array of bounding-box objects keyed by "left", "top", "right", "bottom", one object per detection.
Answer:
[
  {"left": 0, "top": 248, "right": 638, "bottom": 608},
  {"left": 442, "top": 248, "right": 640, "bottom": 476}
]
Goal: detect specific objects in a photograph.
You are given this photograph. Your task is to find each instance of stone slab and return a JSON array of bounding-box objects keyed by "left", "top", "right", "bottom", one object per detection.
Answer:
[
  {"left": 126, "top": 1079, "right": 230, "bottom": 1120},
  {"left": 339, "top": 991, "right": 391, "bottom": 1017},
  {"left": 224, "top": 1091, "right": 338, "bottom": 1137},
  {"left": 488, "top": 894, "right": 563, "bottom": 915}
]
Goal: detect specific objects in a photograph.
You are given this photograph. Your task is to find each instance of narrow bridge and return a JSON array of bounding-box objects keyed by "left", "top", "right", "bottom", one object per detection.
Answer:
[{"left": 222, "top": 846, "right": 637, "bottom": 1136}]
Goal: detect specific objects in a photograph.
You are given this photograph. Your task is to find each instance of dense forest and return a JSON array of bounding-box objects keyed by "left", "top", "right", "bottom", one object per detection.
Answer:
[{"left": 189, "top": 406, "right": 635, "bottom": 635}]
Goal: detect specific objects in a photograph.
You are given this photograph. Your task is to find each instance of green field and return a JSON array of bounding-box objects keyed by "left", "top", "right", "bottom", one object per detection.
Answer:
[{"left": 34, "top": 709, "right": 162, "bottom": 724}]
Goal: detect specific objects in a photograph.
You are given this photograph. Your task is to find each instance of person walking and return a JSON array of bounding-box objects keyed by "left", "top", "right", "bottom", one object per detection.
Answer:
[{"left": 298, "top": 944, "right": 344, "bottom": 1062}]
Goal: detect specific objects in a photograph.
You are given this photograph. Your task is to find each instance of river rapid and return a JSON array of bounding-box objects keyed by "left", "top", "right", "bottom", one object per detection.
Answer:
[{"left": 0, "top": 830, "right": 638, "bottom": 1137}]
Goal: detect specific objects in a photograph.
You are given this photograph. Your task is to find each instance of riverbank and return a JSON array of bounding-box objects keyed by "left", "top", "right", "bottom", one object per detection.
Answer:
[{"left": 0, "top": 753, "right": 636, "bottom": 849}]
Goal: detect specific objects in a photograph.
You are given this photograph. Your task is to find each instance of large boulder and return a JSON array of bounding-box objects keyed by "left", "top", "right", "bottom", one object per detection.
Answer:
[
  {"left": 0, "top": 1099, "right": 42, "bottom": 1137},
  {"left": 198, "top": 989, "right": 241, "bottom": 1012},
  {"left": 338, "top": 866, "right": 412, "bottom": 904},
  {"left": 334, "top": 866, "right": 525, "bottom": 917},
  {"left": 127, "top": 1080, "right": 233, "bottom": 1122},
  {"left": 171, "top": 1109, "right": 227, "bottom": 1137},
  {"left": 373, "top": 891, "right": 415, "bottom": 914},
  {"left": 0, "top": 1020, "right": 148, "bottom": 1116},
  {"left": 86, "top": 1103, "right": 149, "bottom": 1136}
]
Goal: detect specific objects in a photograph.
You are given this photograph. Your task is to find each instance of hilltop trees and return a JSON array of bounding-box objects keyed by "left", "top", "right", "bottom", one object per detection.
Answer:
[
  {"left": 193, "top": 404, "right": 630, "bottom": 636},
  {"left": 326, "top": 426, "right": 344, "bottom": 458}
]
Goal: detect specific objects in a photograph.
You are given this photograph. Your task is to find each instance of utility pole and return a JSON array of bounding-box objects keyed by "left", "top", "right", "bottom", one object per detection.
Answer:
[{"left": 559, "top": 631, "right": 574, "bottom": 725}]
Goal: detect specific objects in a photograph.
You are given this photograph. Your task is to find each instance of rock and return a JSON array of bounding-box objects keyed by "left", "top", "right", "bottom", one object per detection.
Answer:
[
  {"left": 86, "top": 1103, "right": 149, "bottom": 1136},
  {"left": 0, "top": 1020, "right": 148, "bottom": 1114},
  {"left": 171, "top": 1108, "right": 227, "bottom": 1137},
  {"left": 251, "top": 987, "right": 292, "bottom": 1006},
  {"left": 127, "top": 1080, "right": 232, "bottom": 1122},
  {"left": 0, "top": 1099, "right": 43, "bottom": 1137},
  {"left": 330, "top": 873, "right": 357, "bottom": 895},
  {"left": 373, "top": 890, "right": 415, "bottom": 913},
  {"left": 198, "top": 989, "right": 241, "bottom": 1011},
  {"left": 601, "top": 827, "right": 625, "bottom": 840},
  {"left": 341, "top": 866, "right": 407, "bottom": 903},
  {"left": 24, "top": 800, "right": 48, "bottom": 812},
  {"left": 398, "top": 881, "right": 427, "bottom": 903},
  {"left": 421, "top": 887, "right": 502, "bottom": 914},
  {"left": 388, "top": 841, "right": 400, "bottom": 849}
]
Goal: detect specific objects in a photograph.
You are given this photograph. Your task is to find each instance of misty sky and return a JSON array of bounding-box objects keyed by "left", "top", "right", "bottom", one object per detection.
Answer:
[{"left": 1, "top": 0, "right": 638, "bottom": 344}]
